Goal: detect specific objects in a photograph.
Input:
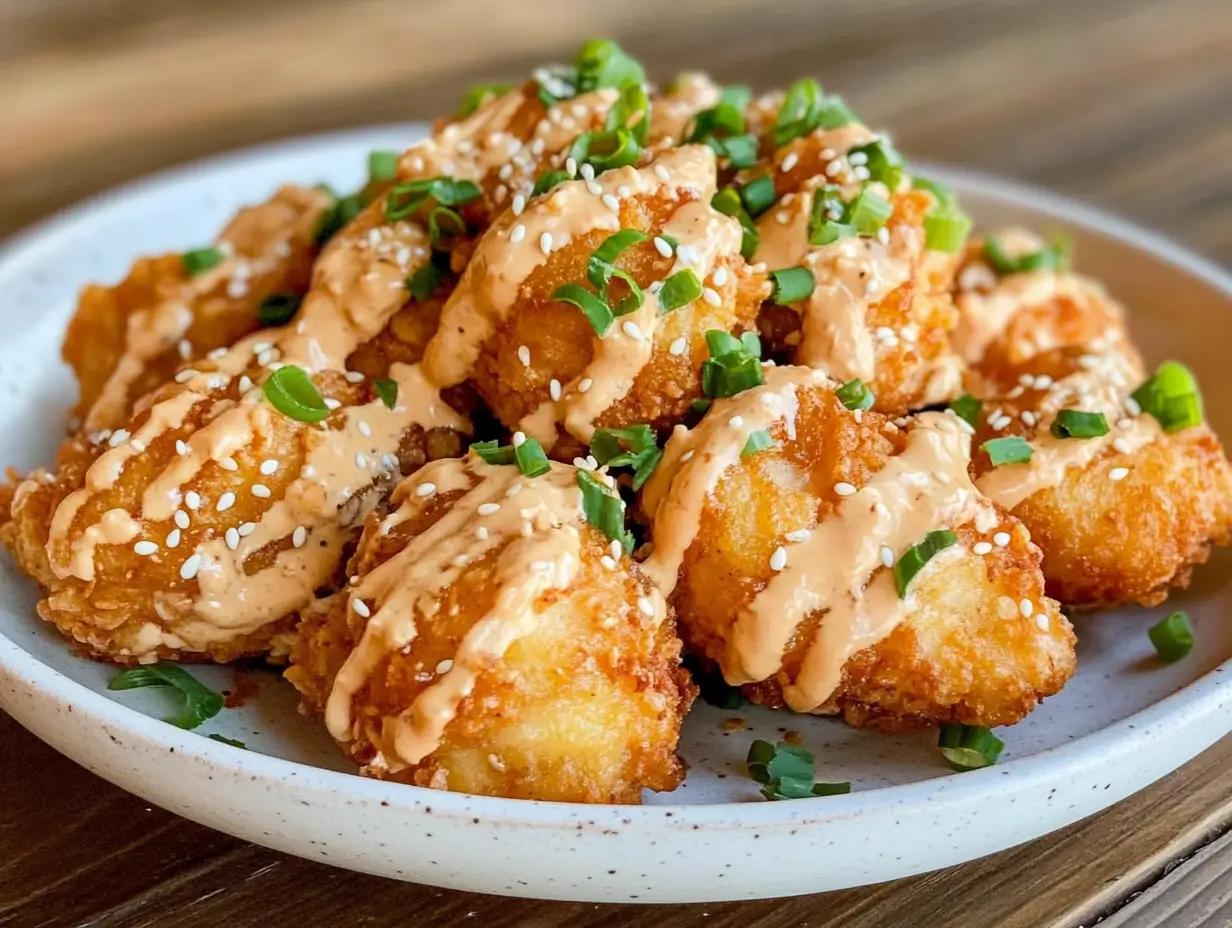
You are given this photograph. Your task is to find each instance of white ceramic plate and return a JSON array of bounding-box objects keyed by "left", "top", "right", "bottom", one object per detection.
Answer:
[{"left": 1, "top": 125, "right": 1230, "bottom": 904}]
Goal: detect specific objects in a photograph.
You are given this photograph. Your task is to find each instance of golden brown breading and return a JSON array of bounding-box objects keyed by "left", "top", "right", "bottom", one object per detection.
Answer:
[
  {"left": 63, "top": 185, "right": 332, "bottom": 433},
  {"left": 645, "top": 367, "right": 1075, "bottom": 730},
  {"left": 288, "top": 456, "right": 693, "bottom": 803}
]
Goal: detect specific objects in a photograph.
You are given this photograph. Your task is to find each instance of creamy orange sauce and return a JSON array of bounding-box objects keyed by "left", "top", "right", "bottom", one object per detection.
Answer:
[
  {"left": 45, "top": 197, "right": 470, "bottom": 657},
  {"left": 325, "top": 455, "right": 666, "bottom": 771},
  {"left": 422, "top": 145, "right": 742, "bottom": 447},
  {"left": 643, "top": 366, "right": 989, "bottom": 711},
  {"left": 648, "top": 72, "right": 721, "bottom": 145},
  {"left": 82, "top": 185, "right": 332, "bottom": 433}
]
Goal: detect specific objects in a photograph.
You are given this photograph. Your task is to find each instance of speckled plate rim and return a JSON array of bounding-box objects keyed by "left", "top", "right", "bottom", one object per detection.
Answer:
[{"left": 1, "top": 125, "right": 1230, "bottom": 837}]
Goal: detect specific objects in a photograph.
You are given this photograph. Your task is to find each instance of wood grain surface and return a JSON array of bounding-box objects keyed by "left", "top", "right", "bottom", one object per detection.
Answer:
[{"left": 2, "top": 1, "right": 1231, "bottom": 926}]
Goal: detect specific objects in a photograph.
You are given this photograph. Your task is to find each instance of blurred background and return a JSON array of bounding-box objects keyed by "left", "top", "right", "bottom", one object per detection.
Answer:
[{"left": 1, "top": 0, "right": 1229, "bottom": 259}]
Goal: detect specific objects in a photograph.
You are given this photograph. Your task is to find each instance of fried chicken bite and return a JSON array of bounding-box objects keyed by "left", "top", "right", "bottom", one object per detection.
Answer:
[
  {"left": 4, "top": 197, "right": 471, "bottom": 664},
  {"left": 639, "top": 365, "right": 1075, "bottom": 731},
  {"left": 749, "top": 120, "right": 965, "bottom": 414},
  {"left": 64, "top": 185, "right": 333, "bottom": 433},
  {"left": 421, "top": 145, "right": 767, "bottom": 459},
  {"left": 287, "top": 453, "right": 693, "bottom": 803}
]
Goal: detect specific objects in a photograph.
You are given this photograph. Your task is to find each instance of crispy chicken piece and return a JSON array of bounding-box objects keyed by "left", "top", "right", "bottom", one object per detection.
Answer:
[
  {"left": 64, "top": 185, "right": 333, "bottom": 433},
  {"left": 287, "top": 454, "right": 693, "bottom": 803},
  {"left": 639, "top": 366, "right": 1075, "bottom": 731},
  {"left": 422, "top": 145, "right": 767, "bottom": 459},
  {"left": 751, "top": 123, "right": 964, "bottom": 414},
  {"left": 955, "top": 229, "right": 1232, "bottom": 608}
]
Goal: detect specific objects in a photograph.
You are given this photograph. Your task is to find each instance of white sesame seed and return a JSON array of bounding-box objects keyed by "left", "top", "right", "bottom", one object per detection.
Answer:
[
  {"left": 453, "top": 553, "right": 471, "bottom": 568},
  {"left": 108, "top": 430, "right": 130, "bottom": 448},
  {"left": 973, "top": 541, "right": 993, "bottom": 556},
  {"left": 436, "top": 659, "right": 454, "bottom": 674},
  {"left": 600, "top": 555, "right": 617, "bottom": 570},
  {"left": 1109, "top": 466, "right": 1130, "bottom": 482},
  {"left": 219, "top": 457, "right": 238, "bottom": 472},
  {"left": 174, "top": 370, "right": 198, "bottom": 384},
  {"left": 510, "top": 224, "right": 526, "bottom": 244},
  {"left": 610, "top": 539, "right": 623, "bottom": 559},
  {"left": 637, "top": 596, "right": 655, "bottom": 617},
  {"left": 133, "top": 541, "right": 158, "bottom": 556},
  {"left": 352, "top": 598, "right": 371, "bottom": 618},
  {"left": 586, "top": 180, "right": 603, "bottom": 196},
  {"left": 681, "top": 450, "right": 695, "bottom": 463},
  {"left": 654, "top": 164, "right": 671, "bottom": 182},
  {"left": 880, "top": 545, "right": 895, "bottom": 568},
  {"left": 1125, "top": 396, "right": 1142, "bottom": 416},
  {"left": 416, "top": 482, "right": 436, "bottom": 498},
  {"left": 251, "top": 484, "right": 271, "bottom": 498},
  {"left": 217, "top": 492, "right": 236, "bottom": 511},
  {"left": 478, "top": 502, "right": 501, "bottom": 516},
  {"left": 174, "top": 510, "right": 191, "bottom": 530},
  {"left": 1022, "top": 410, "right": 1038, "bottom": 427},
  {"left": 512, "top": 193, "right": 526, "bottom": 216},
  {"left": 517, "top": 345, "right": 531, "bottom": 367},
  {"left": 357, "top": 420, "right": 372, "bottom": 438},
  {"left": 991, "top": 415, "right": 1012, "bottom": 431},
  {"left": 565, "top": 157, "right": 578, "bottom": 176},
  {"left": 539, "top": 232, "right": 553, "bottom": 254},
  {"left": 129, "top": 439, "right": 147, "bottom": 453},
  {"left": 712, "top": 266, "right": 729, "bottom": 287},
  {"left": 549, "top": 379, "right": 562, "bottom": 401},
  {"left": 729, "top": 415, "right": 744, "bottom": 428},
  {"left": 323, "top": 398, "right": 341, "bottom": 410},
  {"left": 621, "top": 321, "right": 643, "bottom": 340},
  {"left": 185, "top": 491, "right": 202, "bottom": 511},
  {"left": 521, "top": 521, "right": 533, "bottom": 537},
  {"left": 834, "top": 482, "right": 858, "bottom": 497},
  {"left": 254, "top": 459, "right": 276, "bottom": 476},
  {"left": 702, "top": 287, "right": 722, "bottom": 307},
  {"left": 175, "top": 440, "right": 189, "bottom": 456},
  {"left": 180, "top": 554, "right": 203, "bottom": 581},
  {"left": 1020, "top": 598, "right": 1033, "bottom": 618},
  {"left": 761, "top": 546, "right": 787, "bottom": 572},
  {"left": 653, "top": 236, "right": 674, "bottom": 258},
  {"left": 780, "top": 152, "right": 799, "bottom": 172},
  {"left": 238, "top": 376, "right": 254, "bottom": 394},
  {"left": 165, "top": 529, "right": 181, "bottom": 549},
  {"left": 580, "top": 163, "right": 596, "bottom": 181},
  {"left": 237, "top": 522, "right": 256, "bottom": 537},
  {"left": 178, "top": 339, "right": 192, "bottom": 360},
  {"left": 1035, "top": 614, "right": 1050, "bottom": 631},
  {"left": 507, "top": 483, "right": 524, "bottom": 498},
  {"left": 786, "top": 529, "right": 812, "bottom": 543},
  {"left": 225, "top": 528, "right": 240, "bottom": 550},
  {"left": 993, "top": 531, "right": 1011, "bottom": 547},
  {"left": 354, "top": 452, "right": 368, "bottom": 469},
  {"left": 668, "top": 337, "right": 687, "bottom": 356},
  {"left": 345, "top": 370, "right": 365, "bottom": 383},
  {"left": 601, "top": 194, "right": 620, "bottom": 212},
  {"left": 577, "top": 377, "right": 593, "bottom": 393}
]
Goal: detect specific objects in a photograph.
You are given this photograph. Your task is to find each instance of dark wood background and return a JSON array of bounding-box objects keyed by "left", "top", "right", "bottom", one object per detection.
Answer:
[{"left": 2, "top": 0, "right": 1231, "bottom": 925}]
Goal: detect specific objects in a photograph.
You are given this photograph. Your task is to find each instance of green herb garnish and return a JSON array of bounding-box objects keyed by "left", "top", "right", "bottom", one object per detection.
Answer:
[
  {"left": 893, "top": 529, "right": 957, "bottom": 597},
  {"left": 1149, "top": 611, "right": 1194, "bottom": 662},
  {"left": 384, "top": 177, "right": 481, "bottom": 222},
  {"left": 367, "top": 150, "right": 399, "bottom": 185},
  {"left": 1050, "top": 409, "right": 1109, "bottom": 439},
  {"left": 373, "top": 378, "right": 398, "bottom": 410},
  {"left": 659, "top": 269, "right": 703, "bottom": 313},
  {"left": 263, "top": 366, "right": 331, "bottom": 423},
  {"left": 700, "top": 329, "right": 764, "bottom": 399},
  {"left": 742, "top": 430, "right": 775, "bottom": 457},
  {"left": 207, "top": 734, "right": 247, "bottom": 749},
  {"left": 739, "top": 175, "right": 777, "bottom": 219},
  {"left": 456, "top": 82, "right": 511, "bottom": 118},
  {"left": 1132, "top": 361, "right": 1204, "bottom": 433},
  {"left": 591, "top": 424, "right": 662, "bottom": 490},
  {"left": 577, "top": 469, "right": 634, "bottom": 552},
  {"left": 768, "top": 266, "right": 816, "bottom": 305},
  {"left": 938, "top": 724, "right": 1005, "bottom": 771},
  {"left": 980, "top": 436, "right": 1033, "bottom": 466},
  {"left": 835, "top": 378, "right": 875, "bottom": 412},
  {"left": 109, "top": 663, "right": 224, "bottom": 730},
  {"left": 181, "top": 247, "right": 225, "bottom": 277},
  {"left": 256, "top": 292, "right": 302, "bottom": 327},
  {"left": 983, "top": 235, "right": 1070, "bottom": 275},
  {"left": 949, "top": 394, "right": 982, "bottom": 428},
  {"left": 746, "top": 740, "right": 851, "bottom": 800}
]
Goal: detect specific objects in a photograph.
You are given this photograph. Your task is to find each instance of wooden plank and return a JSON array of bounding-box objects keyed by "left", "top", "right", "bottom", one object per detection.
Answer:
[{"left": 1099, "top": 830, "right": 1232, "bottom": 928}]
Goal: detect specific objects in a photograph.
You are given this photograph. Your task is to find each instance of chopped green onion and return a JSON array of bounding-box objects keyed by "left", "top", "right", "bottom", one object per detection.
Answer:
[
  {"left": 552, "top": 282, "right": 615, "bottom": 336},
  {"left": 181, "top": 247, "right": 225, "bottom": 277},
  {"left": 682, "top": 654, "right": 744, "bottom": 709},
  {"left": 1050, "top": 409, "right": 1109, "bottom": 439},
  {"left": 531, "top": 170, "right": 572, "bottom": 198},
  {"left": 1148, "top": 611, "right": 1194, "bottom": 662},
  {"left": 263, "top": 366, "right": 331, "bottom": 423},
  {"left": 256, "top": 292, "right": 301, "bottom": 327},
  {"left": 471, "top": 440, "right": 515, "bottom": 466},
  {"left": 949, "top": 394, "right": 981, "bottom": 428},
  {"left": 456, "top": 82, "right": 511, "bottom": 118},
  {"left": 711, "top": 187, "right": 760, "bottom": 260},
  {"left": 835, "top": 378, "right": 875, "bottom": 411},
  {"left": 769, "top": 266, "right": 816, "bottom": 305},
  {"left": 367, "top": 150, "right": 399, "bottom": 184},
  {"left": 659, "top": 269, "right": 703, "bottom": 313},
  {"left": 574, "top": 38, "right": 645, "bottom": 93},
  {"left": 716, "top": 134, "right": 760, "bottom": 169},
  {"left": 577, "top": 469, "right": 634, "bottom": 552},
  {"left": 847, "top": 188, "right": 893, "bottom": 235},
  {"left": 591, "top": 424, "right": 662, "bottom": 490},
  {"left": 384, "top": 177, "right": 482, "bottom": 222},
  {"left": 109, "top": 663, "right": 224, "bottom": 730},
  {"left": 691, "top": 398, "right": 713, "bottom": 414},
  {"left": 406, "top": 252, "right": 452, "bottom": 301},
  {"left": 588, "top": 230, "right": 649, "bottom": 315},
  {"left": 373, "top": 378, "right": 398, "bottom": 410},
  {"left": 568, "top": 128, "right": 641, "bottom": 173},
  {"left": 719, "top": 84, "right": 751, "bottom": 110},
  {"left": 514, "top": 437, "right": 551, "bottom": 478},
  {"left": 938, "top": 724, "right": 1005, "bottom": 771},
  {"left": 893, "top": 529, "right": 958, "bottom": 597},
  {"left": 739, "top": 175, "right": 777, "bottom": 219},
  {"left": 605, "top": 80, "right": 650, "bottom": 145},
  {"left": 983, "top": 235, "right": 1069, "bottom": 276},
  {"left": 427, "top": 206, "right": 465, "bottom": 246},
  {"left": 685, "top": 102, "right": 745, "bottom": 145},
  {"left": 706, "top": 329, "right": 761, "bottom": 359},
  {"left": 746, "top": 739, "right": 851, "bottom": 800},
  {"left": 701, "top": 329, "right": 764, "bottom": 398},
  {"left": 534, "top": 65, "right": 578, "bottom": 108},
  {"left": 848, "top": 138, "right": 904, "bottom": 191},
  {"left": 981, "top": 435, "right": 1033, "bottom": 466},
  {"left": 742, "top": 430, "right": 775, "bottom": 457},
  {"left": 1132, "top": 361, "right": 1204, "bottom": 433},
  {"left": 315, "top": 192, "right": 365, "bottom": 246},
  {"left": 924, "top": 209, "right": 972, "bottom": 253},
  {"left": 912, "top": 175, "right": 955, "bottom": 207},
  {"left": 207, "top": 734, "right": 247, "bottom": 748},
  {"left": 771, "top": 78, "right": 857, "bottom": 148}
]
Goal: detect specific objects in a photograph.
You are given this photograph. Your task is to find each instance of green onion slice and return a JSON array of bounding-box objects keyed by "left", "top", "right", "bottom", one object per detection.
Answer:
[
  {"left": 835, "top": 378, "right": 875, "bottom": 411},
  {"left": 1132, "top": 361, "right": 1204, "bottom": 433},
  {"left": 659, "top": 269, "right": 703, "bottom": 313},
  {"left": 531, "top": 170, "right": 572, "bottom": 198},
  {"left": 716, "top": 134, "right": 760, "bottom": 169},
  {"left": 263, "top": 366, "right": 331, "bottom": 423},
  {"left": 588, "top": 229, "right": 649, "bottom": 315},
  {"left": 739, "top": 175, "right": 777, "bottom": 219},
  {"left": 1050, "top": 409, "right": 1109, "bottom": 439},
  {"left": 848, "top": 138, "right": 904, "bottom": 191},
  {"left": 691, "top": 398, "right": 713, "bottom": 415},
  {"left": 406, "top": 252, "right": 452, "bottom": 301},
  {"left": 256, "top": 292, "right": 302, "bottom": 327},
  {"left": 980, "top": 435, "right": 1033, "bottom": 466},
  {"left": 373, "top": 378, "right": 398, "bottom": 410},
  {"left": 893, "top": 529, "right": 958, "bottom": 597},
  {"left": 574, "top": 38, "right": 645, "bottom": 93},
  {"left": 983, "top": 235, "right": 1069, "bottom": 275},
  {"left": 746, "top": 739, "right": 850, "bottom": 800},
  {"left": 924, "top": 209, "right": 972, "bottom": 253},
  {"left": 568, "top": 128, "right": 641, "bottom": 173},
  {"left": 207, "top": 734, "right": 247, "bottom": 748},
  {"left": 591, "top": 424, "right": 662, "bottom": 490},
  {"left": 385, "top": 177, "right": 482, "bottom": 222},
  {"left": 1148, "top": 611, "right": 1194, "bottom": 662},
  {"left": 911, "top": 175, "right": 955, "bottom": 207},
  {"left": 949, "top": 394, "right": 981, "bottom": 428},
  {"left": 514, "top": 437, "right": 551, "bottom": 478},
  {"left": 742, "top": 429, "right": 775, "bottom": 457},
  {"left": 552, "top": 282, "right": 615, "bottom": 336},
  {"left": 769, "top": 266, "right": 816, "bottom": 305},
  {"left": 683, "top": 654, "right": 744, "bottom": 709},
  {"left": 367, "top": 150, "right": 399, "bottom": 184},
  {"left": 109, "top": 663, "right": 224, "bottom": 730},
  {"left": 181, "top": 247, "right": 225, "bottom": 277},
  {"left": 456, "top": 82, "right": 511, "bottom": 118},
  {"left": 577, "top": 469, "right": 634, "bottom": 552},
  {"left": 427, "top": 206, "right": 465, "bottom": 246},
  {"left": 315, "top": 193, "right": 365, "bottom": 246},
  {"left": 711, "top": 187, "right": 760, "bottom": 260},
  {"left": 847, "top": 189, "right": 893, "bottom": 235},
  {"left": 771, "top": 78, "right": 857, "bottom": 148},
  {"left": 605, "top": 80, "right": 650, "bottom": 145},
  {"left": 471, "top": 440, "right": 516, "bottom": 466},
  {"left": 701, "top": 329, "right": 764, "bottom": 398},
  {"left": 938, "top": 724, "right": 1005, "bottom": 771}
]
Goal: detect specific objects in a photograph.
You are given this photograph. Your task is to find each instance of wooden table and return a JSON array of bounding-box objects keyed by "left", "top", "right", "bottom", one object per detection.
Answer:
[{"left": 2, "top": 1, "right": 1230, "bottom": 925}]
